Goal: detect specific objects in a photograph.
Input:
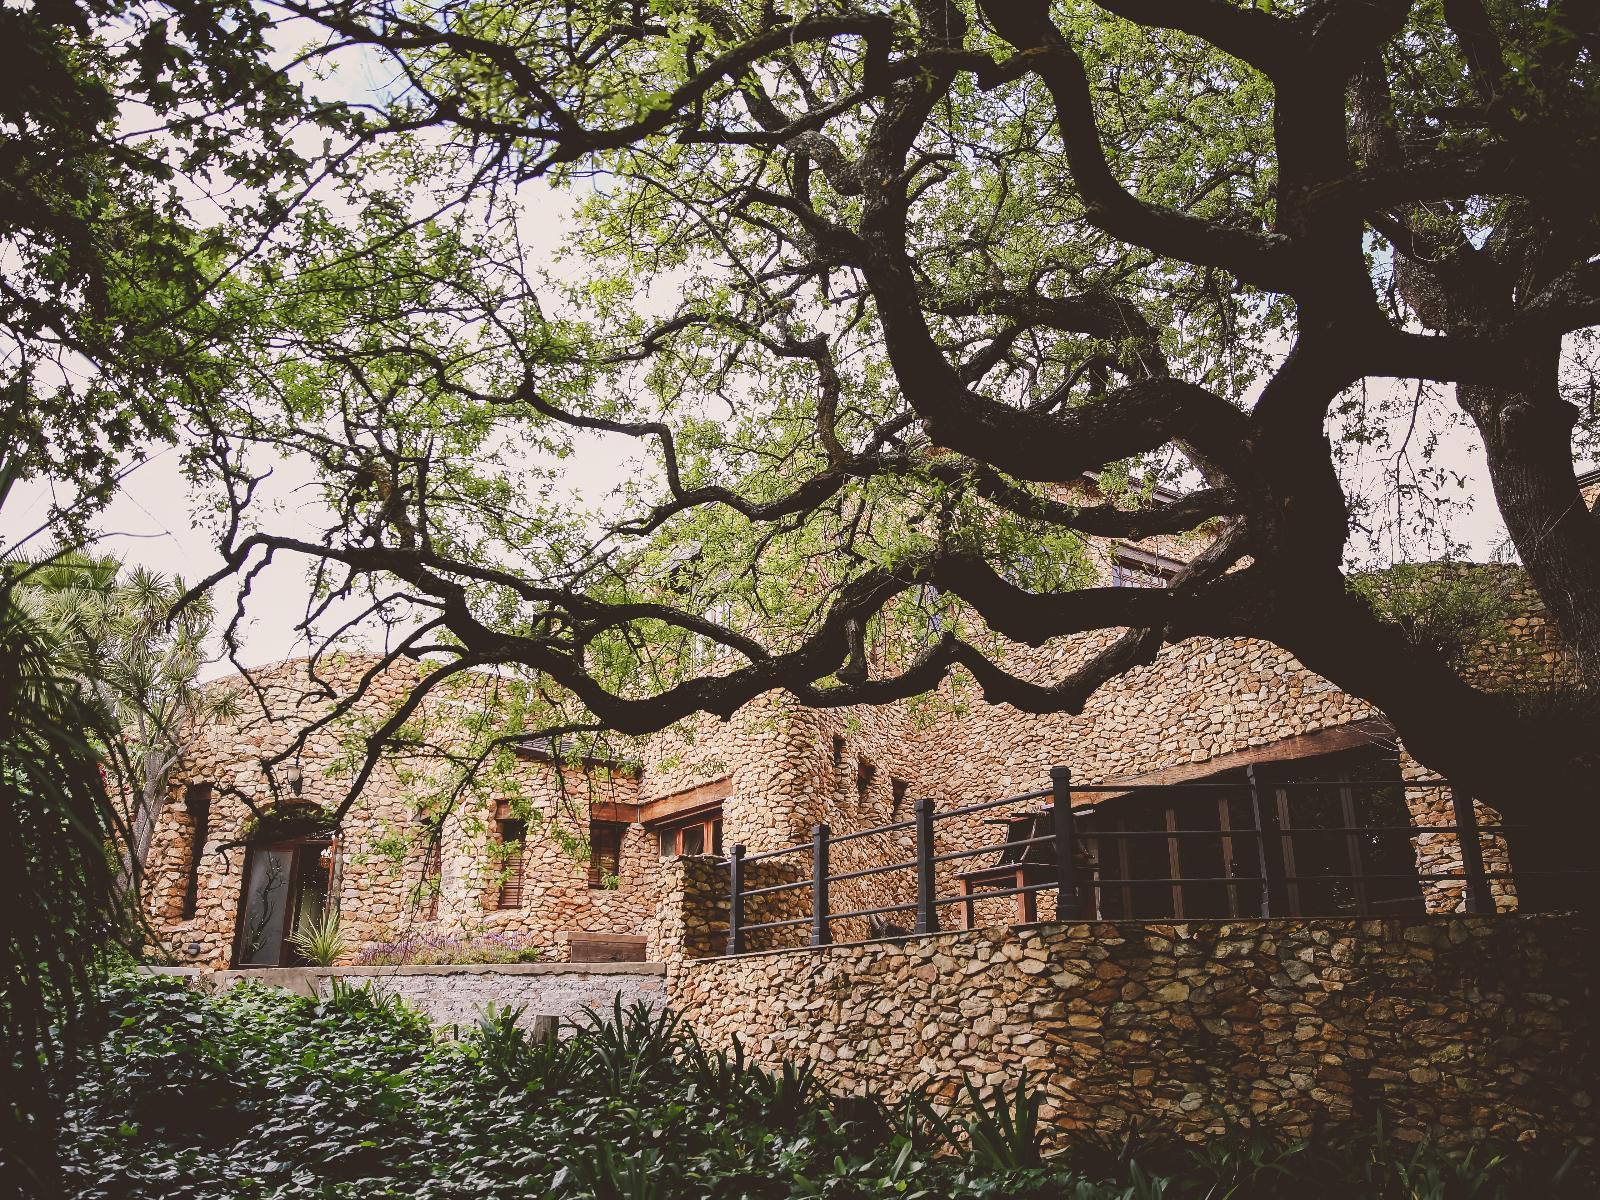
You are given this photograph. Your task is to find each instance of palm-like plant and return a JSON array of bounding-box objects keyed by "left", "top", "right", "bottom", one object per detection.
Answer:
[
  {"left": 0, "top": 464, "right": 134, "bottom": 1195},
  {"left": 17, "top": 552, "right": 235, "bottom": 868},
  {"left": 289, "top": 906, "right": 348, "bottom": 968}
]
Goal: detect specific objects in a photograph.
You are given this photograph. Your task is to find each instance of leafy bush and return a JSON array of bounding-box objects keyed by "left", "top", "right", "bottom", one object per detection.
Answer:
[
  {"left": 54, "top": 974, "right": 1589, "bottom": 1199},
  {"left": 352, "top": 929, "right": 544, "bottom": 966}
]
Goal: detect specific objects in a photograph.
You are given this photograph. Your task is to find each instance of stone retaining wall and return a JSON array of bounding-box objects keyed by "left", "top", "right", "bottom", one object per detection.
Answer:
[
  {"left": 147, "top": 963, "right": 665, "bottom": 1033},
  {"left": 666, "top": 916, "right": 1595, "bottom": 1149}
]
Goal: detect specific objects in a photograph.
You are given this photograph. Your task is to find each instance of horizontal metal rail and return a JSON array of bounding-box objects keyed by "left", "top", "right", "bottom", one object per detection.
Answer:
[
  {"left": 739, "top": 839, "right": 812, "bottom": 865},
  {"left": 739, "top": 915, "right": 812, "bottom": 934},
  {"left": 740, "top": 877, "right": 812, "bottom": 899},
  {"left": 938, "top": 788, "right": 1052, "bottom": 820},
  {"left": 716, "top": 765, "right": 1587, "bottom": 956},
  {"left": 830, "top": 818, "right": 916, "bottom": 845}
]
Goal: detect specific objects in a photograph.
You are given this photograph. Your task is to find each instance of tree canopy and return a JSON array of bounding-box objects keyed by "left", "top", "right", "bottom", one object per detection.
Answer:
[
  {"left": 8, "top": 1, "right": 1600, "bottom": 818},
  {"left": 0, "top": 0, "right": 345, "bottom": 524}
]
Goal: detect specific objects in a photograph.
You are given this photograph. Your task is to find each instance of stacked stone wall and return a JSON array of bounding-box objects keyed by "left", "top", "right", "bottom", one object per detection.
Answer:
[
  {"left": 144, "top": 539, "right": 1575, "bottom": 970},
  {"left": 668, "top": 916, "right": 1596, "bottom": 1150},
  {"left": 650, "top": 855, "right": 809, "bottom": 960},
  {"left": 143, "top": 656, "right": 654, "bottom": 967},
  {"left": 1400, "top": 755, "right": 1517, "bottom": 914}
]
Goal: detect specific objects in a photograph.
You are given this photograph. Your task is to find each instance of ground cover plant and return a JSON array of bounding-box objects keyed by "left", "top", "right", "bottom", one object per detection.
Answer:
[{"left": 54, "top": 974, "right": 1586, "bottom": 1200}]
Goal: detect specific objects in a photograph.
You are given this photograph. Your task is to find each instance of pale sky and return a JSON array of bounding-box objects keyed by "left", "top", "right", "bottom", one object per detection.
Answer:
[{"left": 0, "top": 16, "right": 1550, "bottom": 681}]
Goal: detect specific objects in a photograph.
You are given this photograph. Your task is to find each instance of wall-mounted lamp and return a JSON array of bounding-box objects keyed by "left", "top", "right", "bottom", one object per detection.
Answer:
[{"left": 282, "top": 759, "right": 304, "bottom": 797}]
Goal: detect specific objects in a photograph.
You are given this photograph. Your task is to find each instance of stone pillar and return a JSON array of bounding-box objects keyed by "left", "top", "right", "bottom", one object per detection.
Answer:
[
  {"left": 649, "top": 854, "right": 808, "bottom": 961},
  {"left": 1402, "top": 748, "right": 1517, "bottom": 913}
]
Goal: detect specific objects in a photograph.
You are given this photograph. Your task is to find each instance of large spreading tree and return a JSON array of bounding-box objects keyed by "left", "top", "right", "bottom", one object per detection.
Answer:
[{"left": 17, "top": 1, "right": 1600, "bottom": 821}]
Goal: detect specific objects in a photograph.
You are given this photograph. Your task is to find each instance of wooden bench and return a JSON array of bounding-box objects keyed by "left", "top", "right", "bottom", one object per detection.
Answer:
[{"left": 565, "top": 932, "right": 649, "bottom": 962}]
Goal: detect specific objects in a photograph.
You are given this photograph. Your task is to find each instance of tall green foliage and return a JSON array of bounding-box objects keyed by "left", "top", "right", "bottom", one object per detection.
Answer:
[
  {"left": 54, "top": 975, "right": 1592, "bottom": 1199},
  {"left": 0, "top": 473, "right": 133, "bottom": 1196},
  {"left": 18, "top": 555, "right": 234, "bottom": 866},
  {"left": 0, "top": 0, "right": 347, "bottom": 528}
]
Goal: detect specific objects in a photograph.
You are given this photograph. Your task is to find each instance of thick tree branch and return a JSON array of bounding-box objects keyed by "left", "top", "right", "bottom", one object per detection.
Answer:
[{"left": 977, "top": 0, "right": 1292, "bottom": 292}]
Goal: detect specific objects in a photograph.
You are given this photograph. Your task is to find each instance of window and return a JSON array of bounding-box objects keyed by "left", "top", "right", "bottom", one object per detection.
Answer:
[
  {"left": 420, "top": 824, "right": 443, "bottom": 920},
  {"left": 830, "top": 734, "right": 846, "bottom": 768},
  {"left": 588, "top": 821, "right": 626, "bottom": 888},
  {"left": 496, "top": 817, "right": 527, "bottom": 909},
  {"left": 656, "top": 812, "right": 724, "bottom": 858},
  {"left": 180, "top": 784, "right": 211, "bottom": 920},
  {"left": 1110, "top": 545, "right": 1182, "bottom": 588}
]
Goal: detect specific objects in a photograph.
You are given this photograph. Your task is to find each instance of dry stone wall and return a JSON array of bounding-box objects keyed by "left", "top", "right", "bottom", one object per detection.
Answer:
[
  {"left": 668, "top": 916, "right": 1596, "bottom": 1150},
  {"left": 1401, "top": 754, "right": 1517, "bottom": 914},
  {"left": 650, "top": 855, "right": 808, "bottom": 960},
  {"left": 145, "top": 523, "right": 1573, "bottom": 971}
]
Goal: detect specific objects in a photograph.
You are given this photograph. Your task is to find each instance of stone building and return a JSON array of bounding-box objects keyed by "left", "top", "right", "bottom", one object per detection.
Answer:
[{"left": 139, "top": 476, "right": 1588, "bottom": 968}]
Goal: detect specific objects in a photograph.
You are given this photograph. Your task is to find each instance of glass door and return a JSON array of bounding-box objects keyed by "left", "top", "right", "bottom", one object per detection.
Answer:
[{"left": 233, "top": 839, "right": 334, "bottom": 966}]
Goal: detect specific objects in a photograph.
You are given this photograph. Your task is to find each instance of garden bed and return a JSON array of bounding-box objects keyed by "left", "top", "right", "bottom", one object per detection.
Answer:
[{"left": 54, "top": 974, "right": 1593, "bottom": 1198}]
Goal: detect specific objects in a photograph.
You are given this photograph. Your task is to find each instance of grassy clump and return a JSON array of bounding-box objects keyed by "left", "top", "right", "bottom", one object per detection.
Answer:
[{"left": 55, "top": 974, "right": 1587, "bottom": 1199}]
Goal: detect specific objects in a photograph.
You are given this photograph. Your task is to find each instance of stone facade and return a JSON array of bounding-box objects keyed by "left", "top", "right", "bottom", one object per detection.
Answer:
[
  {"left": 142, "top": 487, "right": 1571, "bottom": 968},
  {"left": 140, "top": 655, "right": 655, "bottom": 967},
  {"left": 665, "top": 916, "right": 1596, "bottom": 1149}
]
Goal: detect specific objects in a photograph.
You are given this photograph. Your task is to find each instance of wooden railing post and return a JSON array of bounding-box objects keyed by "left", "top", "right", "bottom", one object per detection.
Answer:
[
  {"left": 727, "top": 843, "right": 746, "bottom": 955},
  {"left": 1050, "top": 766, "right": 1079, "bottom": 920},
  {"left": 914, "top": 798, "right": 939, "bottom": 935},
  {"left": 1244, "top": 765, "right": 1276, "bottom": 918},
  {"left": 811, "top": 823, "right": 832, "bottom": 946},
  {"left": 1450, "top": 786, "right": 1494, "bottom": 914}
]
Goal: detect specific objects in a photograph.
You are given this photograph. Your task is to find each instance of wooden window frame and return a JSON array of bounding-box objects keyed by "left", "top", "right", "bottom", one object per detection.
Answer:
[
  {"left": 495, "top": 817, "right": 527, "bottom": 910},
  {"left": 654, "top": 809, "right": 724, "bottom": 859},
  {"left": 1110, "top": 544, "right": 1184, "bottom": 589},
  {"left": 588, "top": 820, "right": 626, "bottom": 888}
]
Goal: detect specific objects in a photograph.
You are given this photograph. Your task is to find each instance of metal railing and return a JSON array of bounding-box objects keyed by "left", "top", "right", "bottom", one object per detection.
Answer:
[{"left": 719, "top": 766, "right": 1590, "bottom": 956}]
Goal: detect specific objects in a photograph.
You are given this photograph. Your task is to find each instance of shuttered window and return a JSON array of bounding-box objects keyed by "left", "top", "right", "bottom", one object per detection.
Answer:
[
  {"left": 588, "top": 821, "right": 625, "bottom": 888},
  {"left": 496, "top": 819, "right": 527, "bottom": 909},
  {"left": 421, "top": 829, "right": 443, "bottom": 920}
]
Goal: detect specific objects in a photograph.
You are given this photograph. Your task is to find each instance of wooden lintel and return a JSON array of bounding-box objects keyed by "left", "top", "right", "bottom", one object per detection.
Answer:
[
  {"left": 1088, "top": 717, "right": 1397, "bottom": 802},
  {"left": 638, "top": 776, "right": 733, "bottom": 826}
]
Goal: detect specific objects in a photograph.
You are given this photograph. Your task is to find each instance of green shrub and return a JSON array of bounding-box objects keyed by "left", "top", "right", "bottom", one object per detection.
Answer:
[{"left": 53, "top": 974, "right": 1590, "bottom": 1199}]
